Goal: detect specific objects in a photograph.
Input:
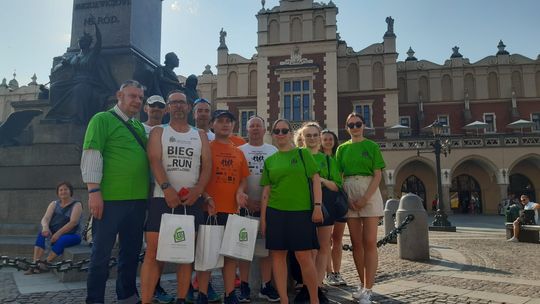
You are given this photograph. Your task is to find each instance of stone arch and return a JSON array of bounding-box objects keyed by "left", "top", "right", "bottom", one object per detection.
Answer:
[
  {"left": 464, "top": 73, "right": 476, "bottom": 99},
  {"left": 228, "top": 71, "right": 238, "bottom": 96},
  {"left": 451, "top": 156, "right": 500, "bottom": 214},
  {"left": 488, "top": 71, "right": 499, "bottom": 99},
  {"left": 347, "top": 63, "right": 359, "bottom": 91},
  {"left": 372, "top": 62, "right": 384, "bottom": 89},
  {"left": 418, "top": 75, "right": 429, "bottom": 101},
  {"left": 248, "top": 70, "right": 257, "bottom": 96},
  {"left": 313, "top": 15, "right": 325, "bottom": 40},
  {"left": 451, "top": 155, "right": 499, "bottom": 175},
  {"left": 393, "top": 156, "right": 436, "bottom": 202},
  {"left": 511, "top": 70, "right": 523, "bottom": 97},
  {"left": 290, "top": 16, "right": 302, "bottom": 42},
  {"left": 268, "top": 19, "right": 279, "bottom": 44},
  {"left": 441, "top": 74, "right": 453, "bottom": 100}
]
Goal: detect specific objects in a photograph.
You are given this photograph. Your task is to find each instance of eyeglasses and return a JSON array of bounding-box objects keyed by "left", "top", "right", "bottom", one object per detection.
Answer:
[
  {"left": 148, "top": 103, "right": 165, "bottom": 109},
  {"left": 304, "top": 133, "right": 319, "bottom": 138},
  {"left": 347, "top": 121, "right": 363, "bottom": 129},
  {"left": 272, "top": 128, "right": 290, "bottom": 135}
]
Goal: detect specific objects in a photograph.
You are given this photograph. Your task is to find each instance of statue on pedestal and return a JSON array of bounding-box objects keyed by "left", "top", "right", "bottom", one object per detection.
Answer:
[
  {"left": 46, "top": 23, "right": 117, "bottom": 125},
  {"left": 152, "top": 52, "right": 184, "bottom": 99}
]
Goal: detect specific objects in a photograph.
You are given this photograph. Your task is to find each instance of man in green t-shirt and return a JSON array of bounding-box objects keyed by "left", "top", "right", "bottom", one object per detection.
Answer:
[{"left": 81, "top": 80, "right": 149, "bottom": 304}]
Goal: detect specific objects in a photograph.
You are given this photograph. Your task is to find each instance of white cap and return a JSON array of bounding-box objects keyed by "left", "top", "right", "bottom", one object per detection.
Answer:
[{"left": 146, "top": 95, "right": 165, "bottom": 105}]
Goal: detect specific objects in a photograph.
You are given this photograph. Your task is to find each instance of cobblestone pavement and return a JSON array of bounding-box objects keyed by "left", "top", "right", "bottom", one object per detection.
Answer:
[{"left": 1, "top": 215, "right": 539, "bottom": 303}]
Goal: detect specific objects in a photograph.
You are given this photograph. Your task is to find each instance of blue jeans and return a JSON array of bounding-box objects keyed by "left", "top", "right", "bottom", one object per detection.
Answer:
[
  {"left": 35, "top": 232, "right": 81, "bottom": 255},
  {"left": 86, "top": 200, "right": 146, "bottom": 304}
]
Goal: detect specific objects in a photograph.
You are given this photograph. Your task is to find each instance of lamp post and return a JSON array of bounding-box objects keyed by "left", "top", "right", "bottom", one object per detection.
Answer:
[{"left": 419, "top": 120, "right": 456, "bottom": 231}]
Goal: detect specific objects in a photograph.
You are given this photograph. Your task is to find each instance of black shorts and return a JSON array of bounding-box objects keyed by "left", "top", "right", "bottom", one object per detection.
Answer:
[
  {"left": 335, "top": 216, "right": 347, "bottom": 223},
  {"left": 145, "top": 197, "right": 204, "bottom": 232},
  {"left": 266, "top": 207, "right": 319, "bottom": 251}
]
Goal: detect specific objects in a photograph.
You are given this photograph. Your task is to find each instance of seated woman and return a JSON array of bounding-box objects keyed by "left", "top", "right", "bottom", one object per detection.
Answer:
[{"left": 26, "top": 181, "right": 83, "bottom": 274}]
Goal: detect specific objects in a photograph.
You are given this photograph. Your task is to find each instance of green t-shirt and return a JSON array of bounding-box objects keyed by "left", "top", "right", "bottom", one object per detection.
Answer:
[
  {"left": 312, "top": 152, "right": 342, "bottom": 188},
  {"left": 336, "top": 139, "right": 385, "bottom": 176},
  {"left": 260, "top": 148, "right": 319, "bottom": 211},
  {"left": 83, "top": 111, "right": 150, "bottom": 201}
]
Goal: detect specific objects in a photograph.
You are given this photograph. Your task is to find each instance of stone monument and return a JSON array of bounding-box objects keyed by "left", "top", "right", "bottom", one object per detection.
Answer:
[{"left": 0, "top": 0, "right": 164, "bottom": 251}]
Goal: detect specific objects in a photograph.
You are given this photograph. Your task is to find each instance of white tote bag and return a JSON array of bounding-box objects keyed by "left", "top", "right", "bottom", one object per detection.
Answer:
[
  {"left": 219, "top": 213, "right": 259, "bottom": 261},
  {"left": 156, "top": 207, "right": 195, "bottom": 264},
  {"left": 194, "top": 216, "right": 225, "bottom": 271}
]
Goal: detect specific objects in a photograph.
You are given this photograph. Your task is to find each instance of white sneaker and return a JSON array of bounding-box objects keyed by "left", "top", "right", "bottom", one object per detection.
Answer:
[
  {"left": 325, "top": 273, "right": 338, "bottom": 286},
  {"left": 359, "top": 289, "right": 372, "bottom": 304},
  {"left": 507, "top": 236, "right": 518, "bottom": 242},
  {"left": 351, "top": 285, "right": 364, "bottom": 299},
  {"left": 334, "top": 272, "right": 347, "bottom": 286}
]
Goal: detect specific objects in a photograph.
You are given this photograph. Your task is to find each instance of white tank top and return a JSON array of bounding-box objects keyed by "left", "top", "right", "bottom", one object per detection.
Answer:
[{"left": 153, "top": 125, "right": 202, "bottom": 198}]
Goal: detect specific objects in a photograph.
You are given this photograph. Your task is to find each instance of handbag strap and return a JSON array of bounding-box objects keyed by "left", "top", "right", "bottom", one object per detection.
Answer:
[
  {"left": 110, "top": 111, "right": 146, "bottom": 151},
  {"left": 326, "top": 155, "right": 331, "bottom": 178},
  {"left": 298, "top": 149, "right": 314, "bottom": 207}
]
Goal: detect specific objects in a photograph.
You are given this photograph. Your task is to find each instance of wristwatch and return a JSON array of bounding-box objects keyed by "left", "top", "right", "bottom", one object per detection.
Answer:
[{"left": 160, "top": 182, "right": 170, "bottom": 190}]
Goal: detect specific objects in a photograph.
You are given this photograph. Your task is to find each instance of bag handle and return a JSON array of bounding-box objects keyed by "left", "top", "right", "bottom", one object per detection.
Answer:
[
  {"left": 239, "top": 207, "right": 251, "bottom": 217},
  {"left": 205, "top": 215, "right": 218, "bottom": 225},
  {"left": 171, "top": 205, "right": 188, "bottom": 215}
]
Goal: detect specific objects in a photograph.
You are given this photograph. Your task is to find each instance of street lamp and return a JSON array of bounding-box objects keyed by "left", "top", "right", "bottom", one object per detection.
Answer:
[{"left": 418, "top": 120, "right": 456, "bottom": 232}]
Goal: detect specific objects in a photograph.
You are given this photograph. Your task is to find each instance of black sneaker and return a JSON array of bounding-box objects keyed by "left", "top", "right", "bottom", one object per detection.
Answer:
[
  {"left": 224, "top": 291, "right": 240, "bottom": 304},
  {"left": 294, "top": 286, "right": 309, "bottom": 303},
  {"left": 238, "top": 282, "right": 251, "bottom": 303},
  {"left": 318, "top": 287, "right": 329, "bottom": 304},
  {"left": 176, "top": 299, "right": 186, "bottom": 304},
  {"left": 258, "top": 282, "right": 280, "bottom": 302},
  {"left": 196, "top": 293, "right": 208, "bottom": 304}
]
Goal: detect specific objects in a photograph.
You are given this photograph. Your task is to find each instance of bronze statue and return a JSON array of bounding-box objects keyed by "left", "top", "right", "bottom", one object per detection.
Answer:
[
  {"left": 46, "top": 23, "right": 117, "bottom": 125},
  {"left": 152, "top": 52, "right": 184, "bottom": 98},
  {"left": 183, "top": 74, "right": 199, "bottom": 126}
]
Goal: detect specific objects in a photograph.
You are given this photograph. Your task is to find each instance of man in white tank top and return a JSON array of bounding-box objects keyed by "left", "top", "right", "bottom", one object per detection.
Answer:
[
  {"left": 238, "top": 116, "right": 280, "bottom": 302},
  {"left": 141, "top": 91, "right": 212, "bottom": 304}
]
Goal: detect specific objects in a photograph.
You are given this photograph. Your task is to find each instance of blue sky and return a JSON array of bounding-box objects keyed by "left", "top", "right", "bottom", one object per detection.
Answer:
[{"left": 1, "top": 0, "right": 539, "bottom": 86}]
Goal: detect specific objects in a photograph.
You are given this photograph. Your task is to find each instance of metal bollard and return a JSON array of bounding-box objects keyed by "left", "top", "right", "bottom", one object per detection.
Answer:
[
  {"left": 383, "top": 199, "right": 400, "bottom": 244},
  {"left": 396, "top": 193, "right": 430, "bottom": 261}
]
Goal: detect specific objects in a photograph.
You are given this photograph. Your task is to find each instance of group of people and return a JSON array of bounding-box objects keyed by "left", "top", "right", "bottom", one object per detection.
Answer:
[{"left": 30, "top": 79, "right": 386, "bottom": 304}]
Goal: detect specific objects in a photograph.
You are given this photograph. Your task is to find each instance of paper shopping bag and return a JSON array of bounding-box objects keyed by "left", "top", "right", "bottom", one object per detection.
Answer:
[
  {"left": 219, "top": 214, "right": 259, "bottom": 261},
  {"left": 194, "top": 220, "right": 224, "bottom": 271},
  {"left": 156, "top": 212, "right": 195, "bottom": 264}
]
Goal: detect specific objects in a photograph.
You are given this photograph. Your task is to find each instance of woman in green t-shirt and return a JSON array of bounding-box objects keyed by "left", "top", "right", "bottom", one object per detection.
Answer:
[
  {"left": 320, "top": 129, "right": 349, "bottom": 287},
  {"left": 335, "top": 113, "right": 386, "bottom": 304},
  {"left": 260, "top": 119, "right": 323, "bottom": 304},
  {"left": 300, "top": 122, "right": 342, "bottom": 303}
]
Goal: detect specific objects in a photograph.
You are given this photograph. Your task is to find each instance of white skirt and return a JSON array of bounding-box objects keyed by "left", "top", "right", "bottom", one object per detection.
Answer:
[{"left": 343, "top": 175, "right": 384, "bottom": 218}]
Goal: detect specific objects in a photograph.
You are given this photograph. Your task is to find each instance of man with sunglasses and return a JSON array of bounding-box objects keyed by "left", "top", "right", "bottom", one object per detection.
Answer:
[{"left": 143, "top": 95, "right": 167, "bottom": 136}]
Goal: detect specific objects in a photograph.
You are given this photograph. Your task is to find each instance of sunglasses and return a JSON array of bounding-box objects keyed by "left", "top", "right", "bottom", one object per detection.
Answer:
[
  {"left": 272, "top": 128, "right": 290, "bottom": 135},
  {"left": 347, "top": 121, "right": 363, "bottom": 129},
  {"left": 148, "top": 103, "right": 165, "bottom": 109},
  {"left": 304, "top": 133, "right": 319, "bottom": 138}
]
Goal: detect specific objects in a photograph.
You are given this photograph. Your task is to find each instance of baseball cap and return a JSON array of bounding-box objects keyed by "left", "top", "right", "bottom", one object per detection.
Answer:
[
  {"left": 193, "top": 98, "right": 211, "bottom": 106},
  {"left": 211, "top": 110, "right": 236, "bottom": 121},
  {"left": 146, "top": 95, "right": 166, "bottom": 105}
]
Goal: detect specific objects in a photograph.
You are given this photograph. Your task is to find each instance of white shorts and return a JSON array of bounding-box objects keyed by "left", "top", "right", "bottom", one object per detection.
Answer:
[{"left": 343, "top": 175, "right": 384, "bottom": 218}]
